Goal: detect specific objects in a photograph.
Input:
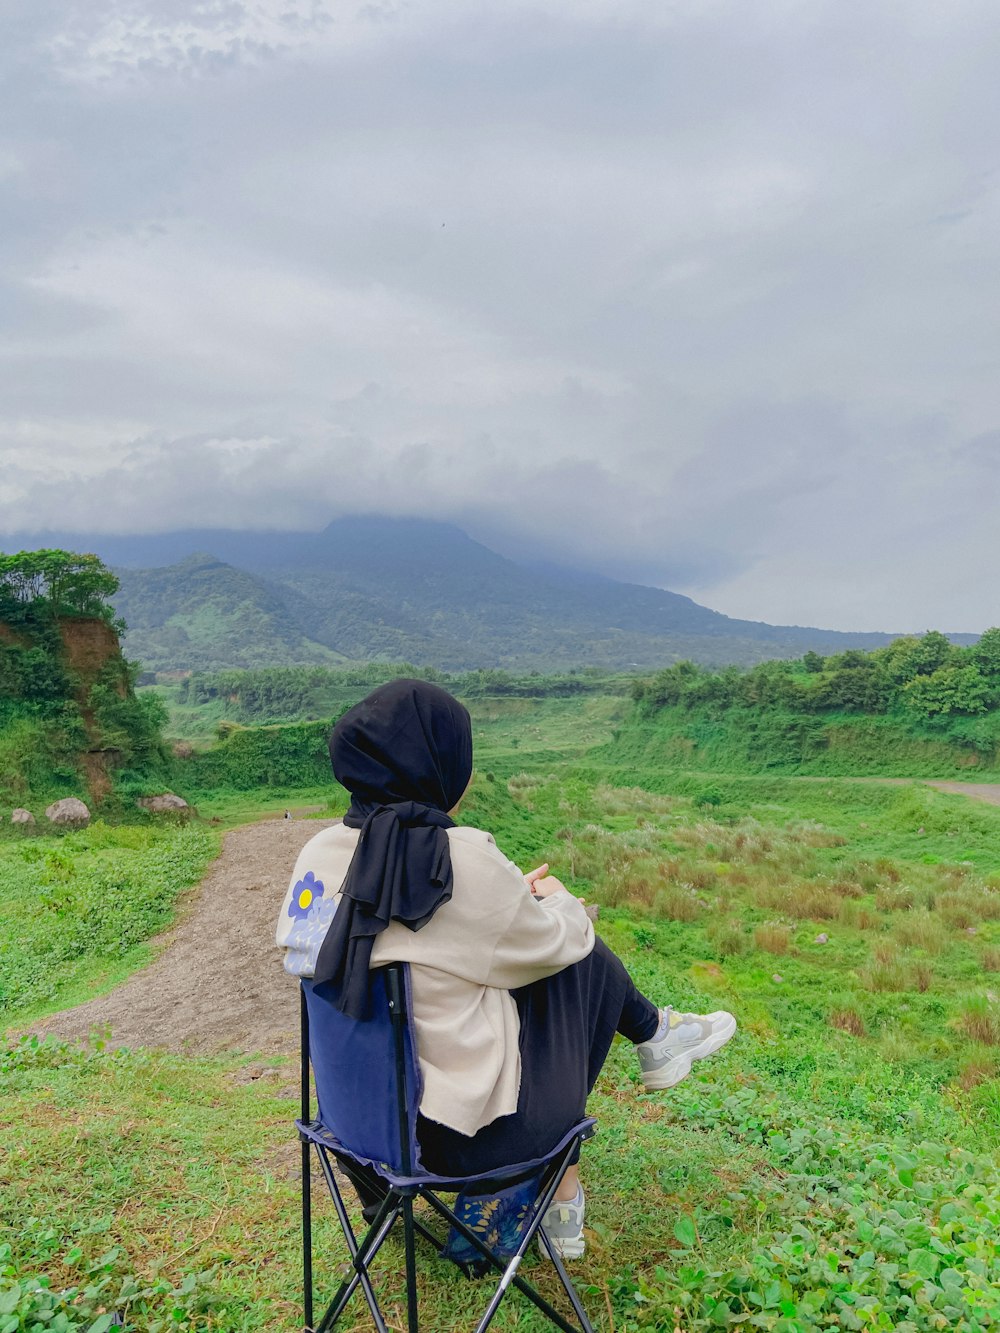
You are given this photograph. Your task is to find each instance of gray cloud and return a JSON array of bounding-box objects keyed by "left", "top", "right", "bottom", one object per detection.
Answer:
[{"left": 1, "top": 1, "right": 999, "bottom": 632}]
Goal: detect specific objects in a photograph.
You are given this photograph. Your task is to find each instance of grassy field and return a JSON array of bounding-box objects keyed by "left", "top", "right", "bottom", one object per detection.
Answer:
[
  {"left": 3, "top": 693, "right": 1000, "bottom": 1331},
  {"left": 0, "top": 821, "right": 219, "bottom": 1025}
]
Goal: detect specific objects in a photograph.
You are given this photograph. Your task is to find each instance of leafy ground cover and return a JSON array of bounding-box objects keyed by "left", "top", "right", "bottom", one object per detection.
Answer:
[
  {"left": 0, "top": 822, "right": 217, "bottom": 1021},
  {"left": 3, "top": 711, "right": 1000, "bottom": 1329}
]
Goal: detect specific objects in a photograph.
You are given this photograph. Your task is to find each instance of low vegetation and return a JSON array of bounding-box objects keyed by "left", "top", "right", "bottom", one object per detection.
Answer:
[
  {"left": 0, "top": 821, "right": 218, "bottom": 1016},
  {"left": 4, "top": 657, "right": 1000, "bottom": 1329},
  {"left": 626, "top": 630, "right": 1000, "bottom": 773}
]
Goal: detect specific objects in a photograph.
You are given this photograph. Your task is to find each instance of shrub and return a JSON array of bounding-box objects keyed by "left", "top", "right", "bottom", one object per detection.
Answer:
[
  {"left": 655, "top": 884, "right": 702, "bottom": 922},
  {"left": 853, "top": 862, "right": 882, "bottom": 892},
  {"left": 685, "top": 866, "right": 716, "bottom": 891},
  {"left": 786, "top": 820, "right": 847, "bottom": 848},
  {"left": 695, "top": 784, "right": 723, "bottom": 808},
  {"left": 796, "top": 886, "right": 840, "bottom": 920},
  {"left": 957, "top": 1054, "right": 1000, "bottom": 1089},
  {"left": 602, "top": 864, "right": 657, "bottom": 910},
  {"left": 825, "top": 877, "right": 864, "bottom": 899},
  {"left": 185, "top": 719, "right": 333, "bottom": 791},
  {"left": 934, "top": 886, "right": 1000, "bottom": 930},
  {"left": 592, "top": 783, "right": 676, "bottom": 815},
  {"left": 893, "top": 909, "right": 943, "bottom": 954},
  {"left": 830, "top": 1007, "right": 866, "bottom": 1036},
  {"left": 753, "top": 881, "right": 839, "bottom": 921},
  {"left": 876, "top": 884, "right": 915, "bottom": 912},
  {"left": 959, "top": 998, "right": 1000, "bottom": 1045},
  {"left": 753, "top": 923, "right": 791, "bottom": 954},
  {"left": 911, "top": 961, "right": 934, "bottom": 993},
  {"left": 983, "top": 948, "right": 1000, "bottom": 973},
  {"left": 707, "top": 919, "right": 748, "bottom": 958},
  {"left": 859, "top": 945, "right": 906, "bottom": 992},
  {"left": 837, "top": 900, "right": 881, "bottom": 931},
  {"left": 873, "top": 857, "right": 902, "bottom": 882}
]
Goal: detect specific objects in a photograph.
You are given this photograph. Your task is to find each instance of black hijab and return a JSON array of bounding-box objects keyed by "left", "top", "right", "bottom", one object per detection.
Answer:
[{"left": 313, "top": 678, "right": 473, "bottom": 1018}]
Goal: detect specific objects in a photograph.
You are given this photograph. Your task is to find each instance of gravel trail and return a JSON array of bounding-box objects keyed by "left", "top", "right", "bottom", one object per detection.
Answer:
[{"left": 33, "top": 818, "right": 335, "bottom": 1055}]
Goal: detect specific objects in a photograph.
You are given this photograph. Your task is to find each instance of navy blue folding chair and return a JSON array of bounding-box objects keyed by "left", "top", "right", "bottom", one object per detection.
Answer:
[{"left": 296, "top": 964, "right": 597, "bottom": 1333}]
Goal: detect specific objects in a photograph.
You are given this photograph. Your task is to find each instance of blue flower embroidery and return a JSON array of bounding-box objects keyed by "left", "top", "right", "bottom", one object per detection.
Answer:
[{"left": 288, "top": 871, "right": 325, "bottom": 919}]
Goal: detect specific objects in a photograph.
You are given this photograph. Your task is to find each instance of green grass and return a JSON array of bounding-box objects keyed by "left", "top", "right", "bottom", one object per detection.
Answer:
[
  {"left": 4, "top": 699, "right": 1000, "bottom": 1330},
  {"left": 607, "top": 708, "right": 1000, "bottom": 779},
  {"left": 0, "top": 821, "right": 218, "bottom": 1023},
  {"left": 184, "top": 785, "right": 344, "bottom": 828}
]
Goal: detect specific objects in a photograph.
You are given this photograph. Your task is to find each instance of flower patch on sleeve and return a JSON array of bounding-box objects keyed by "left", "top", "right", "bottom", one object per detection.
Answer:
[{"left": 288, "top": 870, "right": 325, "bottom": 919}]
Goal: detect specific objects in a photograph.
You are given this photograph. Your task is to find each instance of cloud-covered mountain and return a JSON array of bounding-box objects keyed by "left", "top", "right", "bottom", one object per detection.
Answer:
[
  {"left": 2, "top": 3, "right": 999, "bottom": 633},
  {"left": 5, "top": 517, "right": 974, "bottom": 673}
]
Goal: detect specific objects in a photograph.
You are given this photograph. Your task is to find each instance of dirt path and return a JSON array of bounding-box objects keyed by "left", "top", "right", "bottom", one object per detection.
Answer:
[
  {"left": 788, "top": 776, "right": 1000, "bottom": 806},
  {"left": 925, "top": 781, "right": 1000, "bottom": 806},
  {"left": 34, "top": 818, "right": 336, "bottom": 1056}
]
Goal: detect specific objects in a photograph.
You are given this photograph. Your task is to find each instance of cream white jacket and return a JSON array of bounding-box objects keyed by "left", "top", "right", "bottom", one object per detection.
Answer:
[{"left": 276, "top": 823, "right": 594, "bottom": 1136}]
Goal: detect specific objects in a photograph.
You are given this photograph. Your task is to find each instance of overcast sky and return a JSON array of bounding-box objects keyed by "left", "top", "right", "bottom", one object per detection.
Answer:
[{"left": 2, "top": 1, "right": 998, "bottom": 632}]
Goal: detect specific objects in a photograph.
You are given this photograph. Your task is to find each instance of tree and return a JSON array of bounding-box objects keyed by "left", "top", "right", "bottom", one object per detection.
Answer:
[
  {"left": 903, "top": 664, "right": 994, "bottom": 718},
  {"left": 0, "top": 550, "right": 120, "bottom": 626},
  {"left": 971, "top": 627, "right": 1000, "bottom": 682}
]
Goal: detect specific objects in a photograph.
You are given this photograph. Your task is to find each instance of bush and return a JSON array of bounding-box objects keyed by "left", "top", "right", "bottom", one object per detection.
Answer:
[
  {"left": 959, "top": 997, "right": 1000, "bottom": 1045},
  {"left": 830, "top": 1007, "right": 866, "bottom": 1036},
  {"left": 708, "top": 919, "right": 748, "bottom": 958},
  {"left": 182, "top": 720, "right": 337, "bottom": 792},
  {"left": 753, "top": 923, "right": 791, "bottom": 954},
  {"left": 859, "top": 945, "right": 907, "bottom": 992},
  {"left": 0, "top": 1241, "right": 220, "bottom": 1332},
  {"left": 894, "top": 909, "right": 943, "bottom": 954}
]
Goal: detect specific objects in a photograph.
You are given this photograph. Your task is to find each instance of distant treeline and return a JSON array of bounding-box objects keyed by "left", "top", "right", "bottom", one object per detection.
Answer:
[
  {"left": 633, "top": 630, "right": 1000, "bottom": 751},
  {"left": 170, "top": 662, "right": 626, "bottom": 724}
]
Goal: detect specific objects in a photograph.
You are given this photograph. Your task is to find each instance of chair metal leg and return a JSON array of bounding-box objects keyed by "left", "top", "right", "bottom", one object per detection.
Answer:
[
  {"left": 300, "top": 986, "right": 314, "bottom": 1332},
  {"left": 402, "top": 1195, "right": 419, "bottom": 1333},
  {"left": 316, "top": 1206, "right": 398, "bottom": 1333},
  {"left": 538, "top": 1231, "right": 596, "bottom": 1333},
  {"left": 469, "top": 1154, "right": 575, "bottom": 1333},
  {"left": 421, "top": 1187, "right": 581, "bottom": 1333},
  {"left": 302, "top": 1137, "right": 313, "bottom": 1332},
  {"left": 421, "top": 1139, "right": 592, "bottom": 1333},
  {"left": 314, "top": 1149, "right": 396, "bottom": 1333}
]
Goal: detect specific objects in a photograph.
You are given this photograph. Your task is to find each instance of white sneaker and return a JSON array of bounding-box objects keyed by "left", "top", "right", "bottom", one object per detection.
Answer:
[
  {"left": 636, "top": 1008, "right": 737, "bottom": 1090},
  {"left": 539, "top": 1186, "right": 585, "bottom": 1260}
]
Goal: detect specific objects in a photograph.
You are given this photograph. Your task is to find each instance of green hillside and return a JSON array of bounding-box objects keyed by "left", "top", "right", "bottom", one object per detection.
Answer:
[
  {"left": 612, "top": 632, "right": 1000, "bottom": 776},
  {"left": 113, "top": 554, "right": 346, "bottom": 673}
]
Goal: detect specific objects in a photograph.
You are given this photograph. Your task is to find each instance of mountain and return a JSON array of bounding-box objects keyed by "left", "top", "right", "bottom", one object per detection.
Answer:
[
  {"left": 111, "top": 554, "right": 347, "bottom": 673},
  {"left": 0, "top": 518, "right": 979, "bottom": 673}
]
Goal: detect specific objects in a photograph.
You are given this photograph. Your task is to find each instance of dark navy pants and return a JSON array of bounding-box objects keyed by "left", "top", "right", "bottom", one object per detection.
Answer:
[{"left": 416, "top": 938, "right": 659, "bottom": 1176}]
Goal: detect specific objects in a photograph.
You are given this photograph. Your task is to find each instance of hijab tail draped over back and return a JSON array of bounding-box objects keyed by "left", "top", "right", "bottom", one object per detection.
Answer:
[{"left": 313, "top": 679, "right": 473, "bottom": 1019}]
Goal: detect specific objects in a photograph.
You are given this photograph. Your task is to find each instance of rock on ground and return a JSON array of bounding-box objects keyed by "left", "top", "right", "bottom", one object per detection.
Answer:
[
  {"left": 11, "top": 808, "right": 35, "bottom": 824},
  {"left": 32, "top": 818, "right": 336, "bottom": 1055},
  {"left": 137, "top": 793, "right": 189, "bottom": 813},
  {"left": 45, "top": 797, "right": 90, "bottom": 824}
]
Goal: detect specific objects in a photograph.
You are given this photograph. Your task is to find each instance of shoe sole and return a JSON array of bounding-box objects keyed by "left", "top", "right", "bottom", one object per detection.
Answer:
[
  {"left": 641, "top": 1013, "right": 737, "bottom": 1090},
  {"left": 539, "top": 1228, "right": 585, "bottom": 1260}
]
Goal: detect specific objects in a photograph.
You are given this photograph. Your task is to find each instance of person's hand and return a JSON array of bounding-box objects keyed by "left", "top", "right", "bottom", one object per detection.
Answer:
[
  {"left": 529, "top": 872, "right": 568, "bottom": 898},
  {"left": 524, "top": 864, "right": 549, "bottom": 894}
]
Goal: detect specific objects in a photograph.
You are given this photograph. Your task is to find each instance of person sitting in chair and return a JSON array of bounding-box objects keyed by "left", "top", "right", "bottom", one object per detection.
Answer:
[{"left": 276, "top": 679, "right": 736, "bottom": 1258}]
